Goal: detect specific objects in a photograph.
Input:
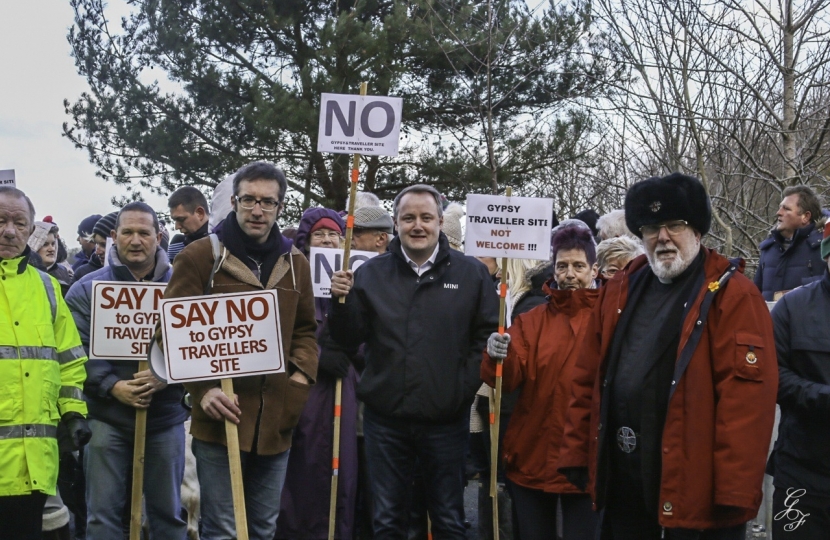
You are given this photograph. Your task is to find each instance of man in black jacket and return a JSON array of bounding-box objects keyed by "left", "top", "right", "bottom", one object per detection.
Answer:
[
  {"left": 767, "top": 221, "right": 830, "bottom": 537},
  {"left": 330, "top": 184, "right": 499, "bottom": 540}
]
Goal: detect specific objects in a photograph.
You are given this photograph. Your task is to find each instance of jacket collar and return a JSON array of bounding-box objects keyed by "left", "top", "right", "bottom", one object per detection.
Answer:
[
  {"left": 0, "top": 246, "right": 33, "bottom": 276},
  {"left": 542, "top": 279, "right": 600, "bottom": 316},
  {"left": 106, "top": 245, "right": 171, "bottom": 282}
]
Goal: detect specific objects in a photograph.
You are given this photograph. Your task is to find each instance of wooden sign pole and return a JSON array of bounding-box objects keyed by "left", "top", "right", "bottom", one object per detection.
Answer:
[
  {"left": 330, "top": 80, "right": 367, "bottom": 539},
  {"left": 489, "top": 187, "right": 512, "bottom": 540},
  {"left": 129, "top": 360, "right": 149, "bottom": 540},
  {"left": 222, "top": 377, "right": 249, "bottom": 540},
  {"left": 339, "top": 81, "right": 368, "bottom": 305},
  {"left": 327, "top": 380, "right": 343, "bottom": 540}
]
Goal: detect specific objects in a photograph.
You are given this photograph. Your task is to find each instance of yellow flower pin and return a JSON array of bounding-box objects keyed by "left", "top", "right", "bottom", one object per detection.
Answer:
[{"left": 708, "top": 281, "right": 720, "bottom": 292}]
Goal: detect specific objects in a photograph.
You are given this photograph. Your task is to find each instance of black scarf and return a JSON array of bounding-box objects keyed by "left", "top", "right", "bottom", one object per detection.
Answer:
[{"left": 218, "top": 211, "right": 288, "bottom": 285}]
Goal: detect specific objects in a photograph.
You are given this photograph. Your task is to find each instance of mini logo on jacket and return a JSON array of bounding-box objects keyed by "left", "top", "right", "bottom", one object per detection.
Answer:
[{"left": 444, "top": 283, "right": 459, "bottom": 289}]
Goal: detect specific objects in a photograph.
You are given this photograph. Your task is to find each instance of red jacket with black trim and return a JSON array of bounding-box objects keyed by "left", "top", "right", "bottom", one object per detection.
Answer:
[
  {"left": 558, "top": 248, "right": 778, "bottom": 529},
  {"left": 482, "top": 283, "right": 599, "bottom": 493}
]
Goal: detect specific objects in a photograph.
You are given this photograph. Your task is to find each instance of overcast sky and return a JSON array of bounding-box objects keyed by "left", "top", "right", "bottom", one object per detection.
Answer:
[{"left": 0, "top": 0, "right": 168, "bottom": 242}]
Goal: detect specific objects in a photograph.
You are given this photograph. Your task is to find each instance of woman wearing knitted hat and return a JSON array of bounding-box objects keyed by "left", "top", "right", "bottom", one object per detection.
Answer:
[
  {"left": 28, "top": 221, "right": 73, "bottom": 296},
  {"left": 276, "top": 207, "right": 360, "bottom": 540}
]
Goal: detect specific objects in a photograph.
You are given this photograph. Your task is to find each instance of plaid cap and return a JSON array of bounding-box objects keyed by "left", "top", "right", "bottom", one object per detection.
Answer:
[{"left": 353, "top": 206, "right": 393, "bottom": 234}]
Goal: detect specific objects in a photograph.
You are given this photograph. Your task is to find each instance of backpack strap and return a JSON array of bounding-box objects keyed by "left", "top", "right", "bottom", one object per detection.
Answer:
[
  {"left": 668, "top": 260, "right": 739, "bottom": 400},
  {"left": 205, "top": 233, "right": 225, "bottom": 295}
]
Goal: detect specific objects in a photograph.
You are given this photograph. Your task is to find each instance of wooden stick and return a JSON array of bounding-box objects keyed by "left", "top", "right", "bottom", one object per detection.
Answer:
[
  {"left": 129, "top": 360, "right": 149, "bottom": 540},
  {"left": 328, "top": 378, "right": 344, "bottom": 540},
  {"left": 490, "top": 187, "right": 512, "bottom": 540},
  {"left": 339, "top": 81, "right": 368, "bottom": 304},
  {"left": 222, "top": 378, "right": 249, "bottom": 540}
]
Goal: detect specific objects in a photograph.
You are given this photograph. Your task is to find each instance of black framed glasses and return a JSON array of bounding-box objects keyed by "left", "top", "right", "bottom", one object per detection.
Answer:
[{"left": 235, "top": 196, "right": 279, "bottom": 212}]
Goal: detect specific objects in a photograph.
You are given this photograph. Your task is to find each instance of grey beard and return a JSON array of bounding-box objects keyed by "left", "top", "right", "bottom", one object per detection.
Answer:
[{"left": 647, "top": 240, "right": 700, "bottom": 282}]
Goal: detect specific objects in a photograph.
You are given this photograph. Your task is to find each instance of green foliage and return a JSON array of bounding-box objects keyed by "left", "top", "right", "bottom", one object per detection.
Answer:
[{"left": 65, "top": 0, "right": 620, "bottom": 218}]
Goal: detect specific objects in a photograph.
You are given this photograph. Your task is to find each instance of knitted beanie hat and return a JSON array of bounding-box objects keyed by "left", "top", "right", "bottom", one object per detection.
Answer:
[
  {"left": 27, "top": 221, "right": 58, "bottom": 253},
  {"left": 441, "top": 203, "right": 465, "bottom": 251},
  {"left": 92, "top": 211, "right": 119, "bottom": 239}
]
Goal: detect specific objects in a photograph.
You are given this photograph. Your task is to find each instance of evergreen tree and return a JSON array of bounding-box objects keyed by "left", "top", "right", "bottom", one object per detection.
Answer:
[{"left": 65, "top": 0, "right": 619, "bottom": 214}]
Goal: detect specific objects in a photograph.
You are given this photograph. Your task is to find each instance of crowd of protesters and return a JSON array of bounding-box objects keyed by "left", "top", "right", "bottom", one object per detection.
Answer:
[{"left": 2, "top": 167, "right": 828, "bottom": 540}]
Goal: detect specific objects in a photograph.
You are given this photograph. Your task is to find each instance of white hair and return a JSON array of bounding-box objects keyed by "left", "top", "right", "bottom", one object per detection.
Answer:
[
  {"left": 596, "top": 209, "right": 634, "bottom": 240},
  {"left": 346, "top": 192, "right": 381, "bottom": 210}
]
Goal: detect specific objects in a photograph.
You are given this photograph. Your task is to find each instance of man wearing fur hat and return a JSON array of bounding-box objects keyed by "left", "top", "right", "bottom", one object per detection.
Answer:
[
  {"left": 765, "top": 221, "right": 830, "bottom": 538},
  {"left": 558, "top": 173, "right": 778, "bottom": 539}
]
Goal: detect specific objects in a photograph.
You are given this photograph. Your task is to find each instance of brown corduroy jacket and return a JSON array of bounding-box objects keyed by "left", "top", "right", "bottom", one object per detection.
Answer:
[{"left": 161, "top": 235, "right": 318, "bottom": 455}]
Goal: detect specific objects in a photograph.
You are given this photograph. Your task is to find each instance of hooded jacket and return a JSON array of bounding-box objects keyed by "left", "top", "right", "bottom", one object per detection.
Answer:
[
  {"left": 482, "top": 282, "right": 598, "bottom": 493},
  {"left": 65, "top": 246, "right": 187, "bottom": 433},
  {"left": 754, "top": 223, "right": 824, "bottom": 300},
  {"left": 558, "top": 249, "right": 778, "bottom": 530},
  {"left": 329, "top": 233, "right": 499, "bottom": 422}
]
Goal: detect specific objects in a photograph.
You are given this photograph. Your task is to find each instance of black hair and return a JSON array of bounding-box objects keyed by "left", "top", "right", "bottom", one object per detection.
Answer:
[
  {"left": 116, "top": 202, "right": 160, "bottom": 232},
  {"left": 233, "top": 162, "right": 288, "bottom": 203}
]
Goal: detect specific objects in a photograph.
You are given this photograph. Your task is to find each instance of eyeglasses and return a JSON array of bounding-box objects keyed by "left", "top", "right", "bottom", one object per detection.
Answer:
[
  {"left": 235, "top": 196, "right": 279, "bottom": 212},
  {"left": 311, "top": 230, "right": 341, "bottom": 240},
  {"left": 640, "top": 220, "right": 689, "bottom": 239}
]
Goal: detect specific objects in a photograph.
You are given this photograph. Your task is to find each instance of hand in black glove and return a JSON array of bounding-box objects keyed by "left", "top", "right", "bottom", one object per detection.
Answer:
[
  {"left": 58, "top": 412, "right": 92, "bottom": 453},
  {"left": 317, "top": 346, "right": 352, "bottom": 379}
]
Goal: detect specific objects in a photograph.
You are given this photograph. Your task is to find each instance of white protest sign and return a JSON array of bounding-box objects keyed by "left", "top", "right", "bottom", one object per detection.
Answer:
[
  {"left": 89, "top": 281, "right": 166, "bottom": 360},
  {"left": 309, "top": 247, "right": 379, "bottom": 298},
  {"left": 317, "top": 93, "right": 403, "bottom": 157},
  {"left": 0, "top": 169, "right": 15, "bottom": 187},
  {"left": 464, "top": 194, "right": 554, "bottom": 260},
  {"left": 160, "top": 290, "right": 284, "bottom": 383}
]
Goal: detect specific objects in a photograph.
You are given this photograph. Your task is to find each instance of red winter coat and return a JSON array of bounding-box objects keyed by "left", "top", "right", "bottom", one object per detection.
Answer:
[
  {"left": 482, "top": 284, "right": 599, "bottom": 493},
  {"left": 558, "top": 249, "right": 777, "bottom": 530}
]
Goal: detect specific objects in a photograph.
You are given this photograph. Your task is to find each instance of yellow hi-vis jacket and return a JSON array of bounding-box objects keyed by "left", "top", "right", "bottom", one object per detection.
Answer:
[{"left": 0, "top": 253, "right": 88, "bottom": 496}]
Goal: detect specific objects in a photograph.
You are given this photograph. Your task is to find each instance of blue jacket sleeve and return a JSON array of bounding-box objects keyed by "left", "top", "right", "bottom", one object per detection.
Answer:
[{"left": 65, "top": 279, "right": 121, "bottom": 400}]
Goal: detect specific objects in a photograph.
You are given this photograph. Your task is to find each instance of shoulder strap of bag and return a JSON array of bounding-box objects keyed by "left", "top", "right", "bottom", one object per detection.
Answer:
[
  {"left": 668, "top": 259, "right": 739, "bottom": 400},
  {"left": 205, "top": 233, "right": 224, "bottom": 295}
]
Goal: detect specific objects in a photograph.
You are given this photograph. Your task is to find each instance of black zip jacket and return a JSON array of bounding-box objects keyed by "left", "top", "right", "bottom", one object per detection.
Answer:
[
  {"left": 767, "top": 268, "right": 830, "bottom": 496},
  {"left": 330, "top": 233, "right": 499, "bottom": 423}
]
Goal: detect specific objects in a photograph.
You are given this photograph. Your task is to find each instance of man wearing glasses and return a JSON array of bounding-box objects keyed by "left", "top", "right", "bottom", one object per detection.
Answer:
[
  {"left": 160, "top": 161, "right": 318, "bottom": 539},
  {"left": 559, "top": 173, "right": 778, "bottom": 539}
]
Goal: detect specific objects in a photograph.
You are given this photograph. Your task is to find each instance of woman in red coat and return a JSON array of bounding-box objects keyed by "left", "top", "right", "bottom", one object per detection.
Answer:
[{"left": 483, "top": 222, "right": 600, "bottom": 540}]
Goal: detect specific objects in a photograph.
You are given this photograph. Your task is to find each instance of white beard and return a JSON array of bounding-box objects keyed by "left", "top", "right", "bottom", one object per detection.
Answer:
[{"left": 647, "top": 237, "right": 700, "bottom": 281}]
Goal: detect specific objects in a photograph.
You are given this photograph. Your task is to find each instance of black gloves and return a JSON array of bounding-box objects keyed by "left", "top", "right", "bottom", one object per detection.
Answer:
[
  {"left": 58, "top": 412, "right": 92, "bottom": 453},
  {"left": 318, "top": 345, "right": 352, "bottom": 379}
]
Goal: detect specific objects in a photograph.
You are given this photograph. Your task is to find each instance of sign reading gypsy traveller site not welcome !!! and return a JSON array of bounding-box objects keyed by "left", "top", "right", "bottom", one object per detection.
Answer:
[
  {"left": 464, "top": 194, "right": 554, "bottom": 260},
  {"left": 159, "top": 290, "right": 285, "bottom": 383}
]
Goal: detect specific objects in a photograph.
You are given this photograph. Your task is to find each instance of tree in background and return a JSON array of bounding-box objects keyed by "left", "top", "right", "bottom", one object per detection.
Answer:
[{"left": 64, "top": 0, "right": 616, "bottom": 218}]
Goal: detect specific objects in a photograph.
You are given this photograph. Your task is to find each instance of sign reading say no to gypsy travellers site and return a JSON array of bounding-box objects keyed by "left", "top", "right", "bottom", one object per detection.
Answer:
[
  {"left": 90, "top": 281, "right": 166, "bottom": 360},
  {"left": 465, "top": 194, "right": 555, "bottom": 260},
  {"left": 159, "top": 290, "right": 284, "bottom": 383},
  {"left": 317, "top": 93, "right": 403, "bottom": 157}
]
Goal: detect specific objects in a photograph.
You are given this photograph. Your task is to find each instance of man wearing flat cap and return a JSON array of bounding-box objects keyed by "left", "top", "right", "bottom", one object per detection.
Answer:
[
  {"left": 559, "top": 172, "right": 778, "bottom": 539},
  {"left": 351, "top": 206, "right": 393, "bottom": 254}
]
